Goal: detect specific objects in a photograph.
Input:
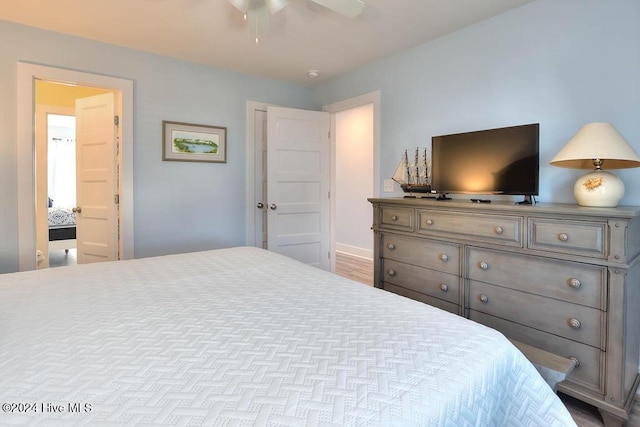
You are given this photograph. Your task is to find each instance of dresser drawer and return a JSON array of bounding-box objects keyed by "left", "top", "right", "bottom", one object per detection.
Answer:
[
  {"left": 382, "top": 259, "right": 459, "bottom": 304},
  {"left": 417, "top": 209, "right": 522, "bottom": 246},
  {"left": 384, "top": 283, "right": 459, "bottom": 314},
  {"left": 528, "top": 218, "right": 607, "bottom": 258},
  {"left": 379, "top": 206, "right": 414, "bottom": 232},
  {"left": 471, "top": 311, "right": 603, "bottom": 393},
  {"left": 468, "top": 248, "right": 606, "bottom": 309},
  {"left": 381, "top": 233, "right": 460, "bottom": 275},
  {"left": 468, "top": 280, "right": 604, "bottom": 348}
]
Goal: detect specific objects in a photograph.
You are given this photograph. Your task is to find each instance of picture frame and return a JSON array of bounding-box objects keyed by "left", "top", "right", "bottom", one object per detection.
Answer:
[{"left": 162, "top": 121, "right": 227, "bottom": 163}]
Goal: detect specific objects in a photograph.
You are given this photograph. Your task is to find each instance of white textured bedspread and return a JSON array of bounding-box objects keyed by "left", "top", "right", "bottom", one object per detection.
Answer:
[{"left": 0, "top": 247, "right": 576, "bottom": 426}]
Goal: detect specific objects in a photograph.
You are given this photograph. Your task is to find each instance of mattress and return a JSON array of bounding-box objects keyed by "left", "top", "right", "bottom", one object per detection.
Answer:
[{"left": 0, "top": 247, "right": 576, "bottom": 426}]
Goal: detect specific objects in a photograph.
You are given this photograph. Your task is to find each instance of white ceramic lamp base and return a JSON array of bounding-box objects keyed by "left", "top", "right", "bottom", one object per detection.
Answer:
[{"left": 573, "top": 169, "right": 624, "bottom": 207}]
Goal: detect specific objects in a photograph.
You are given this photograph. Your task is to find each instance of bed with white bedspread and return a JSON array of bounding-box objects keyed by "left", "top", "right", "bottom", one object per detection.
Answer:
[
  {"left": 0, "top": 247, "right": 576, "bottom": 426},
  {"left": 47, "top": 206, "right": 76, "bottom": 251}
]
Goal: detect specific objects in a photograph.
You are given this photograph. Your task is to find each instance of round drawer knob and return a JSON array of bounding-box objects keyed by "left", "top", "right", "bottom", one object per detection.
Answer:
[
  {"left": 387, "top": 243, "right": 396, "bottom": 250},
  {"left": 439, "top": 253, "right": 449, "bottom": 262},
  {"left": 391, "top": 215, "right": 398, "bottom": 221},
  {"left": 479, "top": 294, "right": 489, "bottom": 303},
  {"left": 558, "top": 233, "right": 569, "bottom": 242},
  {"left": 387, "top": 269, "right": 396, "bottom": 277},
  {"left": 426, "top": 219, "right": 434, "bottom": 226},
  {"left": 439, "top": 283, "right": 449, "bottom": 292},
  {"left": 568, "top": 318, "right": 581, "bottom": 329},
  {"left": 494, "top": 226, "right": 503, "bottom": 235},
  {"left": 569, "top": 356, "right": 581, "bottom": 368},
  {"left": 479, "top": 261, "right": 489, "bottom": 270},
  {"left": 568, "top": 278, "right": 581, "bottom": 289}
]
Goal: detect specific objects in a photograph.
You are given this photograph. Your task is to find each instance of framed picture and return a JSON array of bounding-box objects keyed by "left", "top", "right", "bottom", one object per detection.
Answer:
[{"left": 162, "top": 121, "right": 227, "bottom": 163}]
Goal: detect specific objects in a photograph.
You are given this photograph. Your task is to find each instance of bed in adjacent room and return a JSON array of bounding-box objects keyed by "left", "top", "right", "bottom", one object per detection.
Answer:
[
  {"left": 0, "top": 247, "right": 576, "bottom": 425},
  {"left": 47, "top": 205, "right": 76, "bottom": 252}
]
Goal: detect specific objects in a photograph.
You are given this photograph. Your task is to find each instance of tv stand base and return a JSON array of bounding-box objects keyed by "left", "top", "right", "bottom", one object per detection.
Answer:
[{"left": 516, "top": 195, "right": 535, "bottom": 205}]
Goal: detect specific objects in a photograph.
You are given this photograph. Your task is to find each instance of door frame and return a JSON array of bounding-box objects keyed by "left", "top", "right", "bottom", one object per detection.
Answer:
[{"left": 17, "top": 62, "right": 134, "bottom": 271}]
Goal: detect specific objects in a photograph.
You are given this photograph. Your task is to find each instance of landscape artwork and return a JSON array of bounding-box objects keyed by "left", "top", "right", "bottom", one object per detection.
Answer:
[{"left": 162, "top": 121, "right": 227, "bottom": 163}]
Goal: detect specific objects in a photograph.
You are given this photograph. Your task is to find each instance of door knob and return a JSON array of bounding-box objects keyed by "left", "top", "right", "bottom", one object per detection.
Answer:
[
  {"left": 72, "top": 206, "right": 82, "bottom": 214},
  {"left": 257, "top": 202, "right": 264, "bottom": 209},
  {"left": 270, "top": 204, "right": 277, "bottom": 210}
]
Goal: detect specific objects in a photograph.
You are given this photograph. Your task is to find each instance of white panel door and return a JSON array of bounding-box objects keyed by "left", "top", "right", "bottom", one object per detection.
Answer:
[
  {"left": 267, "top": 106, "right": 331, "bottom": 270},
  {"left": 75, "top": 93, "right": 117, "bottom": 264}
]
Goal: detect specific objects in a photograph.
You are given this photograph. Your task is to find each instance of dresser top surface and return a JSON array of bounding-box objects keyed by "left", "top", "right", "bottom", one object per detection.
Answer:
[{"left": 368, "top": 197, "right": 640, "bottom": 219}]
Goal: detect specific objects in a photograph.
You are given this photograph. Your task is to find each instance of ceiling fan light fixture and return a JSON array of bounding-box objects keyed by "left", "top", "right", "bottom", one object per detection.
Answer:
[
  {"left": 307, "top": 69, "right": 320, "bottom": 79},
  {"left": 229, "top": 0, "right": 362, "bottom": 45},
  {"left": 266, "top": 0, "right": 287, "bottom": 15}
]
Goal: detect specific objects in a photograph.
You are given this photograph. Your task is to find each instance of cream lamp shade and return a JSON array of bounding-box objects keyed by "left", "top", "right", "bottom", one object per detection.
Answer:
[{"left": 550, "top": 122, "right": 640, "bottom": 207}]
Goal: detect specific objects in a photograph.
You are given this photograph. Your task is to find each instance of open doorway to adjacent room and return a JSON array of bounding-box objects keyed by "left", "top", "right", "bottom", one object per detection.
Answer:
[
  {"left": 332, "top": 102, "right": 375, "bottom": 285},
  {"left": 35, "top": 81, "right": 117, "bottom": 269},
  {"left": 17, "top": 63, "right": 134, "bottom": 272}
]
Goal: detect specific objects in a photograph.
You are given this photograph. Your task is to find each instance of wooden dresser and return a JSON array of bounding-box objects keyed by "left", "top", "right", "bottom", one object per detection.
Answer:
[{"left": 369, "top": 198, "right": 640, "bottom": 427}]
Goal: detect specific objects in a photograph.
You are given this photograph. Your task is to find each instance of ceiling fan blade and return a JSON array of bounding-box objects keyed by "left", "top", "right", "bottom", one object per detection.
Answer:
[
  {"left": 266, "top": 0, "right": 287, "bottom": 14},
  {"left": 310, "top": 0, "right": 364, "bottom": 18}
]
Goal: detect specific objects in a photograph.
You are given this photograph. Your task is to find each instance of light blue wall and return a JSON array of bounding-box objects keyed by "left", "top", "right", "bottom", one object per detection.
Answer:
[
  {"left": 313, "top": 0, "right": 640, "bottom": 204},
  {"left": 0, "top": 20, "right": 315, "bottom": 273},
  {"left": 3, "top": 0, "right": 639, "bottom": 273}
]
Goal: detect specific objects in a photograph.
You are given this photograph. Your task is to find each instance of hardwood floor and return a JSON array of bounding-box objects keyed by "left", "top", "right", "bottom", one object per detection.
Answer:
[
  {"left": 334, "top": 251, "right": 640, "bottom": 427},
  {"left": 49, "top": 248, "right": 77, "bottom": 268},
  {"left": 335, "top": 251, "right": 373, "bottom": 286}
]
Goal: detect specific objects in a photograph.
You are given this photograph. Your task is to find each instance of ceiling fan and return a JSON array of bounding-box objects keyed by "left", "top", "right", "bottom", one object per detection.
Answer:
[{"left": 227, "top": 0, "right": 365, "bottom": 19}]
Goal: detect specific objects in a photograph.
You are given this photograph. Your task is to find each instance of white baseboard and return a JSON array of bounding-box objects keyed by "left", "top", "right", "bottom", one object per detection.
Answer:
[{"left": 336, "top": 243, "right": 373, "bottom": 260}]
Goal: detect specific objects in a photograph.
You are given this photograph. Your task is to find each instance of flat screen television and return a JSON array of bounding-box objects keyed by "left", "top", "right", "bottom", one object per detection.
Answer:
[{"left": 431, "top": 123, "right": 539, "bottom": 204}]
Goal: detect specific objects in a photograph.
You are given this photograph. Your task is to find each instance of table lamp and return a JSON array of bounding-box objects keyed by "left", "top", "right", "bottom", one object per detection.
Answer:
[{"left": 550, "top": 122, "right": 640, "bottom": 207}]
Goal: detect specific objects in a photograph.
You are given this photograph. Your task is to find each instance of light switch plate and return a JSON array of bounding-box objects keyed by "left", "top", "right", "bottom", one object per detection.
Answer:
[{"left": 383, "top": 179, "right": 394, "bottom": 192}]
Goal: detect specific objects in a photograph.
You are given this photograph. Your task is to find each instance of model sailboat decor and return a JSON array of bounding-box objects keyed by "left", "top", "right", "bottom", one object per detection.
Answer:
[{"left": 392, "top": 147, "right": 434, "bottom": 196}]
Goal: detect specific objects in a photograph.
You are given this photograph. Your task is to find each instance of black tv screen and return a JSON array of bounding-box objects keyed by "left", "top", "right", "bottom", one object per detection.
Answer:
[{"left": 431, "top": 123, "right": 539, "bottom": 197}]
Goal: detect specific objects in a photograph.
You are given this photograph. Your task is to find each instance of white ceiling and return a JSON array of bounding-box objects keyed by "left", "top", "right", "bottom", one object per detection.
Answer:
[{"left": 0, "top": 0, "right": 535, "bottom": 86}]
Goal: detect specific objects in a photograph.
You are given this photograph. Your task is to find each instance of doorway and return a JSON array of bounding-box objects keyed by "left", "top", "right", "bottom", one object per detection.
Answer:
[
  {"left": 17, "top": 63, "right": 134, "bottom": 271},
  {"left": 324, "top": 91, "right": 380, "bottom": 272},
  {"left": 334, "top": 103, "right": 374, "bottom": 260},
  {"left": 43, "top": 113, "right": 78, "bottom": 268},
  {"left": 35, "top": 81, "right": 114, "bottom": 269}
]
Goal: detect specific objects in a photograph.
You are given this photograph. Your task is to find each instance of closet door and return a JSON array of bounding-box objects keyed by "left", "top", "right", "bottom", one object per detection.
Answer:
[
  {"left": 253, "top": 108, "right": 268, "bottom": 249},
  {"left": 75, "top": 93, "right": 118, "bottom": 264},
  {"left": 266, "top": 106, "right": 331, "bottom": 270}
]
